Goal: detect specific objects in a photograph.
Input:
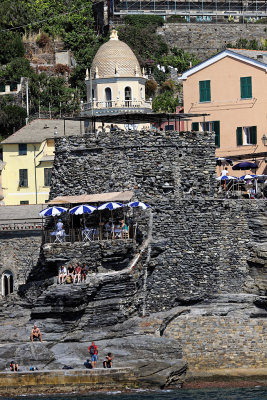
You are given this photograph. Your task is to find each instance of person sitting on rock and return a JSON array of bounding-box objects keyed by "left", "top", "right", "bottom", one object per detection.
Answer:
[
  {"left": 58, "top": 265, "right": 67, "bottom": 284},
  {"left": 68, "top": 264, "right": 75, "bottom": 281},
  {"left": 10, "top": 361, "right": 19, "bottom": 371},
  {"left": 74, "top": 264, "right": 82, "bottom": 283},
  {"left": 103, "top": 352, "right": 113, "bottom": 368},
  {"left": 81, "top": 263, "right": 88, "bottom": 283},
  {"left": 30, "top": 324, "right": 42, "bottom": 342}
]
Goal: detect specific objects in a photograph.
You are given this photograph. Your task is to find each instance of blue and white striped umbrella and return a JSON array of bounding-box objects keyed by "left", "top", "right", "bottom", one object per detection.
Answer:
[
  {"left": 39, "top": 206, "right": 68, "bottom": 217},
  {"left": 98, "top": 202, "right": 123, "bottom": 211},
  {"left": 128, "top": 201, "right": 152, "bottom": 210},
  {"left": 69, "top": 204, "right": 97, "bottom": 215},
  {"left": 239, "top": 174, "right": 257, "bottom": 180},
  {"left": 216, "top": 175, "right": 237, "bottom": 181}
]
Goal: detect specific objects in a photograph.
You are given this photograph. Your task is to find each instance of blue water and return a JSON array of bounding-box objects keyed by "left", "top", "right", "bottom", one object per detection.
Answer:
[{"left": 0, "top": 387, "right": 267, "bottom": 400}]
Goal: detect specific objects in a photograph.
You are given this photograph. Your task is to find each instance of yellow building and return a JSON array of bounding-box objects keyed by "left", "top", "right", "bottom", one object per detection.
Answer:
[
  {"left": 81, "top": 29, "right": 152, "bottom": 130},
  {"left": 0, "top": 119, "right": 80, "bottom": 205},
  {"left": 180, "top": 49, "right": 267, "bottom": 176}
]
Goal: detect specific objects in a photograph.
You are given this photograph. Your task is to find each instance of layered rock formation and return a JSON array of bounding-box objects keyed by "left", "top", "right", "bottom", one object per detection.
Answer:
[{"left": 0, "top": 129, "right": 266, "bottom": 390}]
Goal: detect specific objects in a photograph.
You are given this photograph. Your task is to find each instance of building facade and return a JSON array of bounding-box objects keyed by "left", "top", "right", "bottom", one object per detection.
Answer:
[
  {"left": 181, "top": 49, "right": 267, "bottom": 176},
  {"left": 0, "top": 119, "right": 80, "bottom": 205}
]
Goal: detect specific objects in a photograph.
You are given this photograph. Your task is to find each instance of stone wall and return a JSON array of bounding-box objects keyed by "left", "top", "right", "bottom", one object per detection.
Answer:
[
  {"left": 1, "top": 129, "right": 266, "bottom": 375},
  {"left": 0, "top": 231, "right": 42, "bottom": 296},
  {"left": 157, "top": 23, "right": 267, "bottom": 60},
  {"left": 165, "top": 308, "right": 267, "bottom": 371},
  {"left": 49, "top": 131, "right": 267, "bottom": 311}
]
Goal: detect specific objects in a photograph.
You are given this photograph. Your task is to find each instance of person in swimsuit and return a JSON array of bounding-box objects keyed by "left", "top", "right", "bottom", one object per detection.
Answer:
[{"left": 30, "top": 324, "right": 42, "bottom": 342}]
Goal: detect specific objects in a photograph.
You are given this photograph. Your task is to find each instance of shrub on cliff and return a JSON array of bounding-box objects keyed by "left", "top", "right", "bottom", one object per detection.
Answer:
[{"left": 0, "top": 31, "right": 25, "bottom": 65}]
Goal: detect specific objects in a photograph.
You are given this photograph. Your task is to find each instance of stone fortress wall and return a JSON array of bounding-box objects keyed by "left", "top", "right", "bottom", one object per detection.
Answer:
[
  {"left": 47, "top": 130, "right": 267, "bottom": 371},
  {"left": 0, "top": 231, "right": 42, "bottom": 296},
  {"left": 157, "top": 23, "right": 267, "bottom": 61}
]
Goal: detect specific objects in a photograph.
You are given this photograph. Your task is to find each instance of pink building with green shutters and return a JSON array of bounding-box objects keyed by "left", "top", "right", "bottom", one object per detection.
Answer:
[{"left": 181, "top": 49, "right": 267, "bottom": 176}]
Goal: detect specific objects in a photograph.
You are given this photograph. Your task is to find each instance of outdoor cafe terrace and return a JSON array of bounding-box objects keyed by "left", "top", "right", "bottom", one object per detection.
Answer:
[{"left": 42, "top": 191, "right": 151, "bottom": 244}]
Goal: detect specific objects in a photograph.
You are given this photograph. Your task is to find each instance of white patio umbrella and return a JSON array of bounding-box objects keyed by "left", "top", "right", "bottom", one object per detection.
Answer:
[{"left": 39, "top": 206, "right": 68, "bottom": 217}]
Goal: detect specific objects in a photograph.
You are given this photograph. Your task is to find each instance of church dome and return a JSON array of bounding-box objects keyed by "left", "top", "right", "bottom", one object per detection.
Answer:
[{"left": 91, "top": 30, "right": 142, "bottom": 78}]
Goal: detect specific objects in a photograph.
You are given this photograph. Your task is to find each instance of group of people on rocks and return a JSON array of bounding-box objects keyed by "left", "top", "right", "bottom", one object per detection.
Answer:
[
  {"left": 85, "top": 341, "right": 113, "bottom": 369},
  {"left": 10, "top": 332, "right": 113, "bottom": 371},
  {"left": 58, "top": 263, "right": 88, "bottom": 284}
]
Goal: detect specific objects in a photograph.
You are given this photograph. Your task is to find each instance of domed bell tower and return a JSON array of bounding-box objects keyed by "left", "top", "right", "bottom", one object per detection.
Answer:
[{"left": 82, "top": 29, "right": 152, "bottom": 131}]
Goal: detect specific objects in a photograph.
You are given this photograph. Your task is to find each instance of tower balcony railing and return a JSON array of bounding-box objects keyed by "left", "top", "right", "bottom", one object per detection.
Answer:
[{"left": 82, "top": 99, "right": 152, "bottom": 111}]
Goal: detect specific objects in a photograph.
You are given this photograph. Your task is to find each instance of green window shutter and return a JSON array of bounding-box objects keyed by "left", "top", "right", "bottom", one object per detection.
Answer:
[
  {"left": 251, "top": 126, "right": 257, "bottom": 144},
  {"left": 240, "top": 77, "right": 252, "bottom": 99},
  {"left": 212, "top": 121, "right": 220, "bottom": 148},
  {"left": 199, "top": 80, "right": 211, "bottom": 102},
  {"left": 236, "top": 127, "right": 243, "bottom": 145},
  {"left": 192, "top": 122, "right": 199, "bottom": 131}
]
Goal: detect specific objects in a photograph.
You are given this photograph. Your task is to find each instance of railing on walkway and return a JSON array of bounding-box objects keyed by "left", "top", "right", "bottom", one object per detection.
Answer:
[
  {"left": 113, "top": 0, "right": 267, "bottom": 17},
  {"left": 43, "top": 225, "right": 137, "bottom": 244},
  {"left": 0, "top": 219, "right": 43, "bottom": 231}
]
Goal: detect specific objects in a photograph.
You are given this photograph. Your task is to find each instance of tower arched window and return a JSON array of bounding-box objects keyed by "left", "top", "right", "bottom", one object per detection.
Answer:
[
  {"left": 105, "top": 88, "right": 112, "bottom": 107},
  {"left": 2, "top": 271, "right": 14, "bottom": 297},
  {"left": 125, "top": 87, "right": 132, "bottom": 106}
]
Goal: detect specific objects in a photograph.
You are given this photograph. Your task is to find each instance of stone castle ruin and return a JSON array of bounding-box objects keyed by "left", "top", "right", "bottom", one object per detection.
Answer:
[{"left": 0, "top": 128, "right": 266, "bottom": 388}]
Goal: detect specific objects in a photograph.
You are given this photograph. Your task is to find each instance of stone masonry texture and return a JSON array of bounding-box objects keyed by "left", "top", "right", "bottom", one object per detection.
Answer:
[
  {"left": 157, "top": 23, "right": 267, "bottom": 60},
  {"left": 0, "top": 129, "right": 266, "bottom": 376}
]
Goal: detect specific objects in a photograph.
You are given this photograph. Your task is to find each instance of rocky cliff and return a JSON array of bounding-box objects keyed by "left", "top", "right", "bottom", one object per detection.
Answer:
[{"left": 0, "top": 129, "right": 266, "bottom": 389}]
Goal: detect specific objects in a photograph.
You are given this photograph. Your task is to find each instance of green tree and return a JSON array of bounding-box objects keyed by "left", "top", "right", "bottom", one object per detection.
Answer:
[
  {"left": 0, "top": 0, "right": 31, "bottom": 30},
  {"left": 152, "top": 91, "right": 179, "bottom": 113},
  {"left": 160, "top": 48, "right": 199, "bottom": 74},
  {"left": 0, "top": 31, "right": 25, "bottom": 65},
  {"left": 0, "top": 104, "right": 27, "bottom": 140},
  {"left": 0, "top": 57, "right": 32, "bottom": 82},
  {"left": 118, "top": 16, "right": 168, "bottom": 67}
]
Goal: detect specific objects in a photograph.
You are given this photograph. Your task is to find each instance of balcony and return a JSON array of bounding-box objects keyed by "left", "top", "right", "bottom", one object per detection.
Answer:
[{"left": 82, "top": 99, "right": 152, "bottom": 113}]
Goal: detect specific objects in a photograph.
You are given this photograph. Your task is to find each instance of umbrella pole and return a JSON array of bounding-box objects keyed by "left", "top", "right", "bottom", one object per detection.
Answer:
[
  {"left": 71, "top": 212, "right": 74, "bottom": 243},
  {"left": 111, "top": 210, "right": 114, "bottom": 240}
]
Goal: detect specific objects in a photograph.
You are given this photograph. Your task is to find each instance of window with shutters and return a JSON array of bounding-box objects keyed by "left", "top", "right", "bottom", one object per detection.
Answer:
[
  {"left": 191, "top": 122, "right": 199, "bottom": 131},
  {"left": 199, "top": 80, "right": 211, "bottom": 102},
  {"left": 240, "top": 77, "right": 252, "bottom": 99},
  {"left": 19, "top": 169, "right": 28, "bottom": 187},
  {"left": 236, "top": 126, "right": 257, "bottom": 145},
  {"left": 44, "top": 168, "right": 52, "bottom": 186},
  {"left": 165, "top": 124, "right": 174, "bottom": 132}
]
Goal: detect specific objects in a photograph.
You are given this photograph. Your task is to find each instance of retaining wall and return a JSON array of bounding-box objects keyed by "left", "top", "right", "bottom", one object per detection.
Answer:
[{"left": 157, "top": 23, "right": 267, "bottom": 60}]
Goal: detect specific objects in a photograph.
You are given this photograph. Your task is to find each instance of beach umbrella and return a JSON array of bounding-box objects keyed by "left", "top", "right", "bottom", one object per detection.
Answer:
[
  {"left": 98, "top": 202, "right": 123, "bottom": 211},
  {"left": 97, "top": 202, "right": 124, "bottom": 238},
  {"left": 232, "top": 162, "right": 258, "bottom": 170},
  {"left": 239, "top": 174, "right": 257, "bottom": 180},
  {"left": 69, "top": 205, "right": 97, "bottom": 215},
  {"left": 127, "top": 201, "right": 152, "bottom": 210},
  {"left": 39, "top": 206, "right": 68, "bottom": 217},
  {"left": 216, "top": 175, "right": 237, "bottom": 181}
]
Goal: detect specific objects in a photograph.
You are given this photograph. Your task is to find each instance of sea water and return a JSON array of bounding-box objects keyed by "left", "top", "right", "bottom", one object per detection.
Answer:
[{"left": 0, "top": 387, "right": 266, "bottom": 400}]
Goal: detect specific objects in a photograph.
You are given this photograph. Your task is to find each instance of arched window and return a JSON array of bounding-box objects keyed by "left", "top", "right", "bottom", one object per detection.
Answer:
[
  {"left": 105, "top": 88, "right": 112, "bottom": 107},
  {"left": 125, "top": 87, "right": 132, "bottom": 106},
  {"left": 2, "top": 271, "right": 14, "bottom": 296}
]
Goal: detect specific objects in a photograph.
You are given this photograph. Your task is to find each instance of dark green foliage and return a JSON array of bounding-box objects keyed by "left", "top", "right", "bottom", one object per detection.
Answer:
[
  {"left": 0, "top": 57, "right": 32, "bottom": 82},
  {"left": 160, "top": 47, "right": 200, "bottom": 73},
  {"left": 0, "top": 0, "right": 31, "bottom": 30},
  {"left": 0, "top": 32, "right": 25, "bottom": 65},
  {"left": 152, "top": 91, "right": 179, "bottom": 113},
  {"left": 0, "top": 103, "right": 27, "bottom": 140},
  {"left": 228, "top": 38, "right": 266, "bottom": 50},
  {"left": 118, "top": 25, "right": 168, "bottom": 67},
  {"left": 123, "top": 15, "right": 164, "bottom": 28}
]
